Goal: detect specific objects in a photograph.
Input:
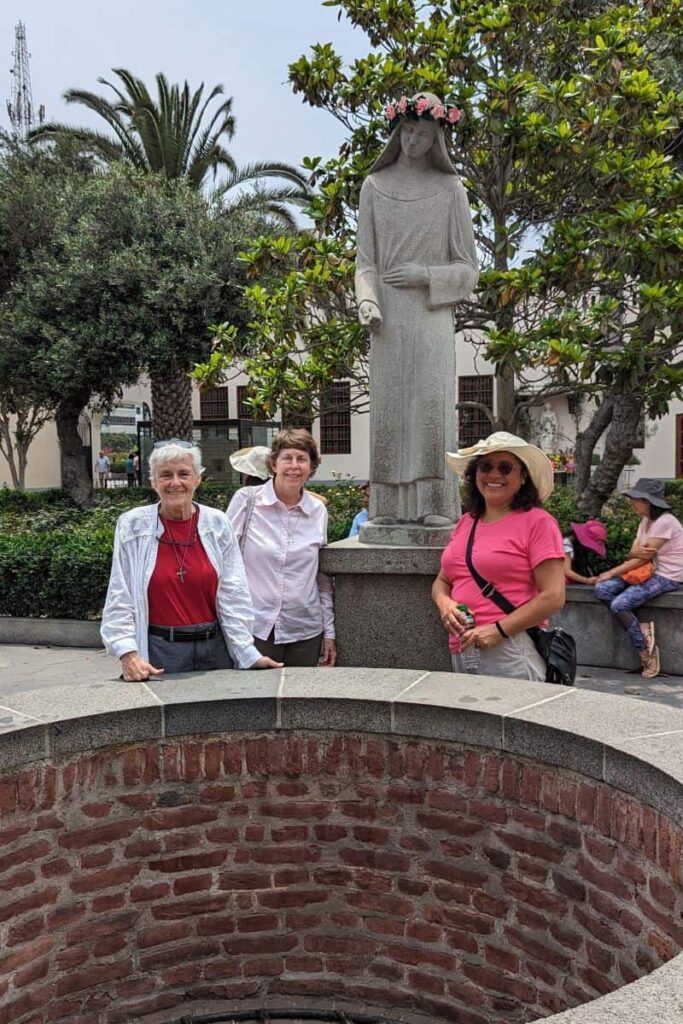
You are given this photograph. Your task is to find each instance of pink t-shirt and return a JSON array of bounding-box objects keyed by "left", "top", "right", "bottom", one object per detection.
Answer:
[
  {"left": 440, "top": 509, "right": 564, "bottom": 652},
  {"left": 636, "top": 513, "right": 683, "bottom": 582}
]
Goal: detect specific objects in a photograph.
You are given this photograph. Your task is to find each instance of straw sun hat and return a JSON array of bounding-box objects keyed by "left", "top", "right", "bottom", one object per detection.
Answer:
[
  {"left": 446, "top": 431, "right": 555, "bottom": 502},
  {"left": 229, "top": 446, "right": 270, "bottom": 481}
]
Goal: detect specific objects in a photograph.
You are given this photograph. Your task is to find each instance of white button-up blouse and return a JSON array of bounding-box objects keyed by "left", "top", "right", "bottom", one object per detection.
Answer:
[{"left": 227, "top": 480, "right": 335, "bottom": 644}]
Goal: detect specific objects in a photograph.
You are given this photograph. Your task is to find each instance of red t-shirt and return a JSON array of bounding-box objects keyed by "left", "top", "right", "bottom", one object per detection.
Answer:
[
  {"left": 440, "top": 509, "right": 564, "bottom": 652},
  {"left": 148, "top": 510, "right": 218, "bottom": 626}
]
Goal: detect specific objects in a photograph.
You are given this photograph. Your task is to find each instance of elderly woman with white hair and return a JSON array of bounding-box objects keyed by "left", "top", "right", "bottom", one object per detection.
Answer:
[{"left": 101, "top": 439, "right": 280, "bottom": 681}]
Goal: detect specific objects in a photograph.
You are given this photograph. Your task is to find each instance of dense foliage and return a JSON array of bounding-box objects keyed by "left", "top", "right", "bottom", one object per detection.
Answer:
[
  {"left": 196, "top": 0, "right": 683, "bottom": 512},
  {"left": 0, "top": 480, "right": 367, "bottom": 619},
  {"left": 4, "top": 482, "right": 680, "bottom": 620},
  {"left": 29, "top": 69, "right": 310, "bottom": 442},
  {"left": 0, "top": 141, "right": 263, "bottom": 505}
]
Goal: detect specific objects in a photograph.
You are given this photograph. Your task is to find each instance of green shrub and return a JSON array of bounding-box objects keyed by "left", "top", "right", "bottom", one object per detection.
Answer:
[
  {"left": 0, "top": 487, "right": 75, "bottom": 512},
  {"left": 0, "top": 481, "right": 366, "bottom": 619},
  {"left": 0, "top": 479, "right": 653, "bottom": 619}
]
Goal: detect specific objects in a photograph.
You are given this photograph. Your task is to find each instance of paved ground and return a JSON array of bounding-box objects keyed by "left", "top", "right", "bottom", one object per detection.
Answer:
[{"left": 0, "top": 644, "right": 682, "bottom": 707}]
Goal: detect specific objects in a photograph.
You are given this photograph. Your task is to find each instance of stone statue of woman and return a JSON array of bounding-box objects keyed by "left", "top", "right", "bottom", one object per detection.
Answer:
[{"left": 355, "top": 92, "right": 479, "bottom": 528}]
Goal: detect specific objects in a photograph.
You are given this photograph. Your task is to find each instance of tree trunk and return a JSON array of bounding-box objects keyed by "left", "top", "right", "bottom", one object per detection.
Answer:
[
  {"left": 578, "top": 392, "right": 643, "bottom": 516},
  {"left": 150, "top": 369, "right": 193, "bottom": 442},
  {"left": 55, "top": 393, "right": 94, "bottom": 507},
  {"left": 494, "top": 361, "right": 517, "bottom": 432},
  {"left": 573, "top": 394, "right": 615, "bottom": 499},
  {"left": 0, "top": 413, "right": 20, "bottom": 489}
]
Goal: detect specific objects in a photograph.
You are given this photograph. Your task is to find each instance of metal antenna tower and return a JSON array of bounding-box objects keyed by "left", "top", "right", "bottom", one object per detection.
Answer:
[{"left": 6, "top": 21, "right": 45, "bottom": 139}]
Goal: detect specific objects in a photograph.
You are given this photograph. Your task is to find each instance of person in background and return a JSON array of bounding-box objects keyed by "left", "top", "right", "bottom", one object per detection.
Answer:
[
  {"left": 230, "top": 445, "right": 270, "bottom": 486},
  {"left": 594, "top": 478, "right": 683, "bottom": 679},
  {"left": 125, "top": 452, "right": 136, "bottom": 487},
  {"left": 227, "top": 428, "right": 337, "bottom": 668},
  {"left": 230, "top": 443, "right": 329, "bottom": 506},
  {"left": 133, "top": 451, "right": 140, "bottom": 486},
  {"left": 96, "top": 451, "right": 110, "bottom": 489},
  {"left": 432, "top": 432, "right": 565, "bottom": 679},
  {"left": 563, "top": 519, "right": 607, "bottom": 585},
  {"left": 101, "top": 440, "right": 281, "bottom": 680},
  {"left": 348, "top": 483, "right": 370, "bottom": 537}
]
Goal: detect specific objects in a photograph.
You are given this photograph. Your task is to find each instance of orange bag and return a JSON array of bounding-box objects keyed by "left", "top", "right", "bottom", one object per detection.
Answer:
[{"left": 621, "top": 562, "right": 655, "bottom": 585}]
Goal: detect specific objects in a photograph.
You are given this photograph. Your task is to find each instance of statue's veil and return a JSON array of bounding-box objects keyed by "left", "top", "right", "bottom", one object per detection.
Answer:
[{"left": 369, "top": 92, "right": 458, "bottom": 176}]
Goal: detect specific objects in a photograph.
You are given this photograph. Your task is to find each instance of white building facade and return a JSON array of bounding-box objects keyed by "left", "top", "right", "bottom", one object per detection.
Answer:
[{"left": 1, "top": 337, "right": 680, "bottom": 489}]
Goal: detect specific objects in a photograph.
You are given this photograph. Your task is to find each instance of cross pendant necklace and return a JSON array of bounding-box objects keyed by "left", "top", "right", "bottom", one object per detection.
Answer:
[{"left": 159, "top": 507, "right": 195, "bottom": 585}]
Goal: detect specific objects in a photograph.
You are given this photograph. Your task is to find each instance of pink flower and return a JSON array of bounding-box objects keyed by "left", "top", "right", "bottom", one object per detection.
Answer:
[
  {"left": 415, "top": 96, "right": 429, "bottom": 114},
  {"left": 447, "top": 106, "right": 462, "bottom": 123},
  {"left": 385, "top": 104, "right": 397, "bottom": 120},
  {"left": 397, "top": 96, "right": 408, "bottom": 113},
  {"left": 431, "top": 104, "right": 445, "bottom": 120}
]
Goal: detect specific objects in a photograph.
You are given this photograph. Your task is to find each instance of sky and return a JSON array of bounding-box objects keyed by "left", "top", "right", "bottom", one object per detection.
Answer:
[{"left": 1, "top": 0, "right": 369, "bottom": 170}]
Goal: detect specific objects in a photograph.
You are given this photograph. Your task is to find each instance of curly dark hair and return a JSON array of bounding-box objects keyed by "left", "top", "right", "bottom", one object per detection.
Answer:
[
  {"left": 462, "top": 454, "right": 542, "bottom": 517},
  {"left": 266, "top": 428, "right": 320, "bottom": 478}
]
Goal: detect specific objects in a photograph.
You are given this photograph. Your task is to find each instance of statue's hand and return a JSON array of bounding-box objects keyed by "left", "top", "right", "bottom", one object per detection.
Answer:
[
  {"left": 382, "top": 263, "right": 429, "bottom": 288},
  {"left": 358, "top": 300, "right": 382, "bottom": 329}
]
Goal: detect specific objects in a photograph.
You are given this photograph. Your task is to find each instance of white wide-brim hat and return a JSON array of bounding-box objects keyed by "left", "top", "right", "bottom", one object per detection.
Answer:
[
  {"left": 229, "top": 445, "right": 270, "bottom": 480},
  {"left": 446, "top": 431, "right": 554, "bottom": 502}
]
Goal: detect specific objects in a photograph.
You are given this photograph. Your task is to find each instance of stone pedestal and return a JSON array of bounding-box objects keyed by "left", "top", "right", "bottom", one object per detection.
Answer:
[
  {"left": 320, "top": 537, "right": 451, "bottom": 671},
  {"left": 359, "top": 520, "right": 453, "bottom": 548}
]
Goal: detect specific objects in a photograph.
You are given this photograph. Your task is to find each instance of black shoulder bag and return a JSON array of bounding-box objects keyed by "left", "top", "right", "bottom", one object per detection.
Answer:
[{"left": 465, "top": 517, "right": 576, "bottom": 686}]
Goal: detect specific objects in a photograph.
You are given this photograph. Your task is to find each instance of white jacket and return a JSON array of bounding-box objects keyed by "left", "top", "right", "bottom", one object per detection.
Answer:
[{"left": 100, "top": 502, "right": 260, "bottom": 669}]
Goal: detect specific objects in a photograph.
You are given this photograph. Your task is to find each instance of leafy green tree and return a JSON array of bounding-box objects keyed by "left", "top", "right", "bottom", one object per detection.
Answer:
[
  {"left": 0, "top": 137, "right": 91, "bottom": 489},
  {"left": 3, "top": 153, "right": 259, "bottom": 504},
  {"left": 30, "top": 69, "right": 310, "bottom": 439},
  {"left": 199, "top": 0, "right": 682, "bottom": 511}
]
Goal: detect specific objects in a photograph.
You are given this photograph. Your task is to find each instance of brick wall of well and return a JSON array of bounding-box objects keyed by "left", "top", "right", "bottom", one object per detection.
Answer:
[{"left": 0, "top": 732, "right": 682, "bottom": 1024}]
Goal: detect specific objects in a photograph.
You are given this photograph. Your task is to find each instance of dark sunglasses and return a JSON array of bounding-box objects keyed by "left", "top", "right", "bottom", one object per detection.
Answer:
[
  {"left": 476, "top": 458, "right": 518, "bottom": 475},
  {"left": 153, "top": 439, "right": 194, "bottom": 450}
]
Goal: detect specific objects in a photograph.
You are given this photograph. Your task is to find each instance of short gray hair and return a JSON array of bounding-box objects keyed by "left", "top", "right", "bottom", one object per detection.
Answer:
[{"left": 149, "top": 442, "right": 204, "bottom": 480}]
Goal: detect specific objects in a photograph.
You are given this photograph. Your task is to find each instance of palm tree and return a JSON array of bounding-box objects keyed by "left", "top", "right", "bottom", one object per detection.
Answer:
[{"left": 30, "top": 69, "right": 310, "bottom": 439}]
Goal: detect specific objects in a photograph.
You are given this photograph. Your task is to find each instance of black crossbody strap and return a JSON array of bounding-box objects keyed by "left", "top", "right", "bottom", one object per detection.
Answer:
[
  {"left": 465, "top": 517, "right": 516, "bottom": 615},
  {"left": 465, "top": 517, "right": 541, "bottom": 644}
]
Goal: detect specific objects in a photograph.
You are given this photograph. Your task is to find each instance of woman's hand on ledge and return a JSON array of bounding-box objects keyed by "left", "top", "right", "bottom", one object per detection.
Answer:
[
  {"left": 120, "top": 652, "right": 164, "bottom": 682},
  {"left": 251, "top": 657, "right": 284, "bottom": 670},
  {"left": 321, "top": 639, "right": 338, "bottom": 667}
]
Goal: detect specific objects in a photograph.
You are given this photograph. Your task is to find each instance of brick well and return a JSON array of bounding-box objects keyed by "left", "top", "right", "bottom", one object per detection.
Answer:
[{"left": 0, "top": 731, "right": 681, "bottom": 1024}]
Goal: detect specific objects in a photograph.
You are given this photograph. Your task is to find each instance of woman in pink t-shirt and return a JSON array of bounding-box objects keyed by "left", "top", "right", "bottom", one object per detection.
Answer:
[
  {"left": 432, "top": 432, "right": 565, "bottom": 680},
  {"left": 594, "top": 478, "right": 683, "bottom": 679}
]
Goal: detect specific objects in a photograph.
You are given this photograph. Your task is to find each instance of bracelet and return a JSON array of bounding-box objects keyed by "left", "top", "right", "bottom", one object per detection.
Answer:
[{"left": 494, "top": 621, "right": 509, "bottom": 639}]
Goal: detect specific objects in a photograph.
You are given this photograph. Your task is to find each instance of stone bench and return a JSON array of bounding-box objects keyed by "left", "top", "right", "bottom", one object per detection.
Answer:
[
  {"left": 558, "top": 585, "right": 683, "bottom": 676},
  {"left": 320, "top": 543, "right": 683, "bottom": 676}
]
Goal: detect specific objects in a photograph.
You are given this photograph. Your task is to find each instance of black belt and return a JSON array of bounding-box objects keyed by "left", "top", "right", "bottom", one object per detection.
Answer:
[{"left": 149, "top": 622, "right": 219, "bottom": 643}]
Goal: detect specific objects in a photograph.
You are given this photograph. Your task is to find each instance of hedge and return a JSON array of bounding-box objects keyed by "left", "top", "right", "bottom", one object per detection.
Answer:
[
  {"left": 1, "top": 481, "right": 678, "bottom": 621},
  {"left": 0, "top": 482, "right": 364, "bottom": 619}
]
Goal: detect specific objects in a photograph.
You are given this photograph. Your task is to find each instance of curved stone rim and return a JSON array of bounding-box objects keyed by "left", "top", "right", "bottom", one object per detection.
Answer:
[{"left": 1, "top": 666, "right": 683, "bottom": 1024}]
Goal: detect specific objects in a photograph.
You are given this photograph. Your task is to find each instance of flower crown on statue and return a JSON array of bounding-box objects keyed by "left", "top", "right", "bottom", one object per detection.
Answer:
[{"left": 384, "top": 94, "right": 462, "bottom": 132}]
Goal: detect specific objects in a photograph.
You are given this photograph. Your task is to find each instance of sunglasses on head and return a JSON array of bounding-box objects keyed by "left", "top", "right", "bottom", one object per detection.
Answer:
[
  {"left": 153, "top": 439, "right": 194, "bottom": 450},
  {"left": 476, "top": 458, "right": 518, "bottom": 475}
]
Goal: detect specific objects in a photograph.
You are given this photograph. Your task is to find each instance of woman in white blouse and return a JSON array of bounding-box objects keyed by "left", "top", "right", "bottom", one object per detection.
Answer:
[{"left": 227, "top": 429, "right": 337, "bottom": 667}]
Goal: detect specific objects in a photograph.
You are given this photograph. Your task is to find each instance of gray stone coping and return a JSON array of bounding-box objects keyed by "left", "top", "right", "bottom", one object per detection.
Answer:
[
  {"left": 2, "top": 667, "right": 683, "bottom": 1022},
  {"left": 564, "top": 584, "right": 683, "bottom": 609},
  {"left": 0, "top": 616, "right": 102, "bottom": 647}
]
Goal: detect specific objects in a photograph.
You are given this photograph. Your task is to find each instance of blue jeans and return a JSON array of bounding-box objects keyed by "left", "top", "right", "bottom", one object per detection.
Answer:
[{"left": 594, "top": 575, "right": 679, "bottom": 651}]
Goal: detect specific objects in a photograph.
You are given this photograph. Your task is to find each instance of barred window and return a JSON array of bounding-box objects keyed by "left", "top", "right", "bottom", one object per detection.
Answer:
[
  {"left": 320, "top": 381, "right": 351, "bottom": 455},
  {"left": 237, "top": 386, "right": 253, "bottom": 420},
  {"left": 458, "top": 375, "right": 494, "bottom": 448},
  {"left": 199, "top": 386, "right": 228, "bottom": 421}
]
